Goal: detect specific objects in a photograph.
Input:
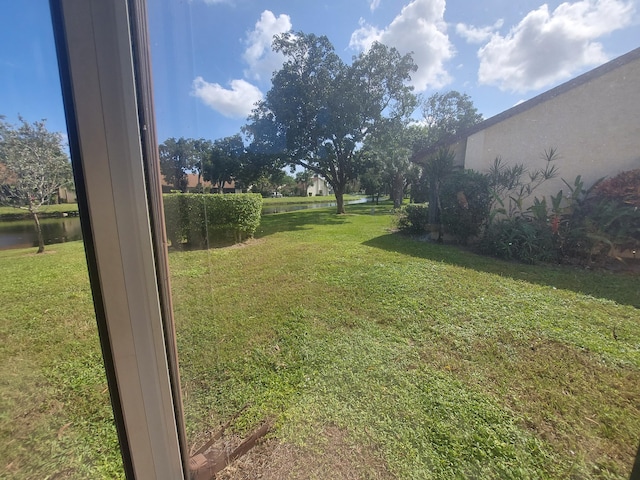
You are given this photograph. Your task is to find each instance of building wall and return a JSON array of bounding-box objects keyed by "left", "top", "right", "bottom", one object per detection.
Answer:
[
  {"left": 463, "top": 52, "right": 640, "bottom": 204},
  {"left": 307, "top": 176, "right": 331, "bottom": 196}
]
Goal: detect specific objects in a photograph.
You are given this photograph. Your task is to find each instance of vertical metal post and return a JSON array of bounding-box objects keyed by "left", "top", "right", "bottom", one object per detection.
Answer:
[{"left": 50, "top": 1, "right": 187, "bottom": 478}]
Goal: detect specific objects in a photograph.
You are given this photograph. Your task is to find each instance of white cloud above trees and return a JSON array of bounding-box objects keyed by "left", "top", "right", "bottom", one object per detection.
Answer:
[
  {"left": 349, "top": 0, "right": 454, "bottom": 92},
  {"left": 191, "top": 77, "right": 263, "bottom": 118},
  {"left": 243, "top": 11, "right": 292, "bottom": 82},
  {"left": 475, "top": 0, "right": 635, "bottom": 93},
  {"left": 192, "top": 10, "right": 291, "bottom": 118}
]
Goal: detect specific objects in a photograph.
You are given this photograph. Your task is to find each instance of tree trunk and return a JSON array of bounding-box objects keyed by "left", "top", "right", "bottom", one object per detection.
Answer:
[
  {"left": 335, "top": 189, "right": 345, "bottom": 214},
  {"left": 392, "top": 174, "right": 404, "bottom": 209},
  {"left": 32, "top": 211, "right": 45, "bottom": 254},
  {"left": 428, "top": 179, "right": 439, "bottom": 225}
]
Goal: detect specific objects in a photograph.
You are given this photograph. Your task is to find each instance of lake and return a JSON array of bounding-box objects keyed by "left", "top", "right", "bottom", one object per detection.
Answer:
[
  {"left": 0, "top": 216, "right": 83, "bottom": 250},
  {"left": 0, "top": 198, "right": 371, "bottom": 250}
]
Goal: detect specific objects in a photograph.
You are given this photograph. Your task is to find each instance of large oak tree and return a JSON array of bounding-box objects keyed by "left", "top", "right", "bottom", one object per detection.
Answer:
[{"left": 245, "top": 32, "right": 417, "bottom": 214}]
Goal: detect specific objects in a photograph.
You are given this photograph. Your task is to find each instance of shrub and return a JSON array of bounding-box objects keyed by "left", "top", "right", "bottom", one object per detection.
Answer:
[
  {"left": 440, "top": 170, "right": 491, "bottom": 244},
  {"left": 479, "top": 217, "right": 558, "bottom": 264},
  {"left": 481, "top": 171, "right": 640, "bottom": 264},
  {"left": 163, "top": 193, "right": 263, "bottom": 248},
  {"left": 585, "top": 169, "right": 640, "bottom": 255},
  {"left": 592, "top": 168, "right": 640, "bottom": 207},
  {"left": 396, "top": 203, "right": 429, "bottom": 234}
]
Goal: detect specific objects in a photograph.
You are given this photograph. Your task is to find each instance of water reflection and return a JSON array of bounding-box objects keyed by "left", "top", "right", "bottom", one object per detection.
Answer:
[
  {"left": 0, "top": 198, "right": 370, "bottom": 249},
  {"left": 0, "top": 216, "right": 82, "bottom": 250}
]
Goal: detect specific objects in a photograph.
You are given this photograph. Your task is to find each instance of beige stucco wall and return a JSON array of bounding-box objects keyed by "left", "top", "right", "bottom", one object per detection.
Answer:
[
  {"left": 307, "top": 176, "right": 332, "bottom": 196},
  {"left": 464, "top": 54, "right": 640, "bottom": 205}
]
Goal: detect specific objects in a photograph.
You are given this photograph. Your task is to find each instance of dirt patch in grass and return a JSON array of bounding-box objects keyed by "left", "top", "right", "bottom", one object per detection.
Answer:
[
  {"left": 420, "top": 332, "right": 640, "bottom": 477},
  {"left": 216, "top": 426, "right": 394, "bottom": 480}
]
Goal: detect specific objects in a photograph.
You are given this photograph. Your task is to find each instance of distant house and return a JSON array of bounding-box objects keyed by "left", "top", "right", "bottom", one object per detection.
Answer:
[
  {"left": 58, "top": 187, "right": 77, "bottom": 203},
  {"left": 415, "top": 47, "right": 640, "bottom": 206},
  {"left": 161, "top": 174, "right": 243, "bottom": 194},
  {"left": 307, "top": 175, "right": 333, "bottom": 196}
]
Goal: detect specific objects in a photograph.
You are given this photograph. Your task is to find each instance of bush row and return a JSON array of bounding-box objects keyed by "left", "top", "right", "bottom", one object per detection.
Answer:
[{"left": 163, "top": 193, "right": 263, "bottom": 248}]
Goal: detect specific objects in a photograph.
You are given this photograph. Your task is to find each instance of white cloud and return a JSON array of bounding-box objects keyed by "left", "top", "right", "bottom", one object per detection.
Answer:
[
  {"left": 456, "top": 19, "right": 504, "bottom": 44},
  {"left": 192, "top": 10, "right": 290, "bottom": 117},
  {"left": 191, "top": 77, "right": 263, "bottom": 118},
  {"left": 243, "top": 10, "right": 292, "bottom": 82},
  {"left": 477, "top": 0, "right": 635, "bottom": 93},
  {"left": 369, "top": 0, "right": 381, "bottom": 12},
  {"left": 349, "top": 0, "right": 454, "bottom": 92}
]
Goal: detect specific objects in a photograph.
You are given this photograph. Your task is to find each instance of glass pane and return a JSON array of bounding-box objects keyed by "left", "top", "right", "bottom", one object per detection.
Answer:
[
  {"left": 148, "top": 1, "right": 639, "bottom": 478},
  {"left": 0, "top": 4, "right": 123, "bottom": 479}
]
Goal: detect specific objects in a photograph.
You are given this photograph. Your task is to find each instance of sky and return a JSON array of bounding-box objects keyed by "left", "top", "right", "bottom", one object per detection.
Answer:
[{"left": 1, "top": 0, "right": 639, "bottom": 147}]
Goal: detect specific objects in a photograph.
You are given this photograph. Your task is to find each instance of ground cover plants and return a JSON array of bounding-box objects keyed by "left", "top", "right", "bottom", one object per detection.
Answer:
[{"left": 1, "top": 202, "right": 638, "bottom": 478}]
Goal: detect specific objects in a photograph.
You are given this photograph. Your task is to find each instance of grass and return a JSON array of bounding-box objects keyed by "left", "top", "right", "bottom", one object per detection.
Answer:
[
  {"left": 0, "top": 203, "right": 79, "bottom": 220},
  {"left": 1, "top": 202, "right": 638, "bottom": 479},
  {"left": 261, "top": 193, "right": 365, "bottom": 205}
]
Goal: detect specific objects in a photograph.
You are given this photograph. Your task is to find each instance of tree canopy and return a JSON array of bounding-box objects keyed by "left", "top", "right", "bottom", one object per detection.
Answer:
[
  {"left": 244, "top": 32, "right": 417, "bottom": 213},
  {"left": 0, "top": 116, "right": 73, "bottom": 253},
  {"left": 159, "top": 137, "right": 197, "bottom": 192},
  {"left": 417, "top": 90, "right": 483, "bottom": 153},
  {"left": 202, "top": 134, "right": 244, "bottom": 193}
]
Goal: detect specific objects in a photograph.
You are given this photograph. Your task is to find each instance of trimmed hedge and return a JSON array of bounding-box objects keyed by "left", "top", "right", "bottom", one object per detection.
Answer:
[{"left": 163, "top": 193, "right": 263, "bottom": 248}]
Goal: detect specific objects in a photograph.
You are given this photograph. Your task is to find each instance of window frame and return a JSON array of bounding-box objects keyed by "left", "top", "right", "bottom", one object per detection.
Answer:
[{"left": 50, "top": 1, "right": 188, "bottom": 477}]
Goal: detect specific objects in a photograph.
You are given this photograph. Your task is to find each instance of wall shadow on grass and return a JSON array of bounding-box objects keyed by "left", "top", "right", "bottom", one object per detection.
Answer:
[
  {"left": 255, "top": 208, "right": 349, "bottom": 238},
  {"left": 363, "top": 233, "right": 639, "bottom": 309}
]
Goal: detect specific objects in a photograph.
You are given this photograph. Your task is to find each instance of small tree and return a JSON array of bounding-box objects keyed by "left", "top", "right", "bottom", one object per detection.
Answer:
[
  {"left": 422, "top": 148, "right": 456, "bottom": 235},
  {"left": 0, "top": 117, "right": 73, "bottom": 253},
  {"left": 363, "top": 120, "right": 416, "bottom": 209},
  {"left": 159, "top": 137, "right": 196, "bottom": 192},
  {"left": 202, "top": 135, "right": 244, "bottom": 193}
]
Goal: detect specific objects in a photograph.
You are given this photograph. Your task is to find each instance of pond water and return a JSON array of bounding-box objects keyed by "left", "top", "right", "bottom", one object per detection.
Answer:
[
  {"left": 0, "top": 216, "right": 83, "bottom": 250},
  {"left": 0, "top": 198, "right": 371, "bottom": 250}
]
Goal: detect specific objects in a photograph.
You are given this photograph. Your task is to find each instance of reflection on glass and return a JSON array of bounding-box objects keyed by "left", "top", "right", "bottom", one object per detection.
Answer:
[
  {"left": 148, "top": 0, "right": 640, "bottom": 478},
  {"left": 0, "top": 4, "right": 123, "bottom": 479}
]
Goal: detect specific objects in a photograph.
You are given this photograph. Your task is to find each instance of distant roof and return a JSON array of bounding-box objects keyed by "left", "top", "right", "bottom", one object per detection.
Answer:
[
  {"left": 413, "top": 46, "right": 640, "bottom": 161},
  {"left": 161, "top": 174, "right": 236, "bottom": 189}
]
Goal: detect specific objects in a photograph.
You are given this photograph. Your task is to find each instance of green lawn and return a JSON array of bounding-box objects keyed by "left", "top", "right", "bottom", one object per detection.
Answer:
[
  {"left": 1, "top": 202, "right": 638, "bottom": 479},
  {"left": 261, "top": 193, "right": 366, "bottom": 205}
]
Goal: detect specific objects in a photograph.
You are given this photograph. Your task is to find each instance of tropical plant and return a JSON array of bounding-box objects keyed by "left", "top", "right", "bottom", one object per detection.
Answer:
[{"left": 487, "top": 148, "right": 560, "bottom": 219}]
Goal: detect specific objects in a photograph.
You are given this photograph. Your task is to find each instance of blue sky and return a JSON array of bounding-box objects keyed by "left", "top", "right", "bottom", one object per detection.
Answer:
[{"left": 2, "top": 0, "right": 639, "bottom": 146}]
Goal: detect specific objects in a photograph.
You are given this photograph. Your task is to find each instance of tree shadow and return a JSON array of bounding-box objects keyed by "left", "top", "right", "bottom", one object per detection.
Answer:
[
  {"left": 363, "top": 233, "right": 639, "bottom": 309},
  {"left": 255, "top": 208, "right": 349, "bottom": 238}
]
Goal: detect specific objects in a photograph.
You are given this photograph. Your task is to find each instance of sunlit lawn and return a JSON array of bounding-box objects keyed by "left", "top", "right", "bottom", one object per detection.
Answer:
[
  {"left": 1, "top": 202, "right": 638, "bottom": 479},
  {"left": 0, "top": 203, "right": 79, "bottom": 219}
]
